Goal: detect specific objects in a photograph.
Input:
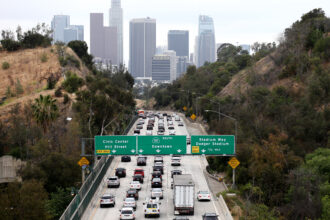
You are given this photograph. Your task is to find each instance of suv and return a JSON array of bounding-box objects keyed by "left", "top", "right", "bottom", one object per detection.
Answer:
[
  {"left": 126, "top": 189, "right": 139, "bottom": 200},
  {"left": 154, "top": 156, "right": 163, "bottom": 163},
  {"left": 116, "top": 168, "right": 126, "bottom": 178},
  {"left": 134, "top": 168, "right": 144, "bottom": 177},
  {"left": 119, "top": 207, "right": 135, "bottom": 220},
  {"left": 133, "top": 174, "right": 144, "bottom": 183},
  {"left": 137, "top": 156, "right": 147, "bottom": 166},
  {"left": 202, "top": 213, "right": 218, "bottom": 220},
  {"left": 121, "top": 156, "right": 131, "bottom": 162},
  {"left": 143, "top": 199, "right": 161, "bottom": 218},
  {"left": 100, "top": 194, "right": 115, "bottom": 207},
  {"left": 107, "top": 176, "right": 120, "bottom": 188},
  {"left": 153, "top": 165, "right": 164, "bottom": 174},
  {"left": 151, "top": 178, "right": 162, "bottom": 188},
  {"left": 171, "top": 157, "right": 181, "bottom": 166}
]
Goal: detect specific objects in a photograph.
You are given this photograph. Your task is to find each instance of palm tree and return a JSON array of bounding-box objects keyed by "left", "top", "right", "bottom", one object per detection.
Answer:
[{"left": 32, "top": 95, "right": 59, "bottom": 132}]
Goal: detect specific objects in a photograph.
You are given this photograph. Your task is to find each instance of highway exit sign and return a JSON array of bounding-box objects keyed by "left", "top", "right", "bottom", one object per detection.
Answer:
[
  {"left": 95, "top": 136, "right": 137, "bottom": 155},
  {"left": 137, "top": 135, "right": 186, "bottom": 155},
  {"left": 191, "top": 135, "right": 235, "bottom": 155}
]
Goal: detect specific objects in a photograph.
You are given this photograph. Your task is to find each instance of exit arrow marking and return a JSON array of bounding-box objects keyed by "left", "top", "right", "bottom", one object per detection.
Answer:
[
  {"left": 112, "top": 150, "right": 117, "bottom": 153},
  {"left": 131, "top": 149, "right": 135, "bottom": 153},
  {"left": 156, "top": 149, "right": 161, "bottom": 153},
  {"left": 177, "top": 149, "right": 182, "bottom": 153},
  {"left": 201, "top": 149, "right": 206, "bottom": 153},
  {"left": 139, "top": 149, "right": 144, "bottom": 153}
]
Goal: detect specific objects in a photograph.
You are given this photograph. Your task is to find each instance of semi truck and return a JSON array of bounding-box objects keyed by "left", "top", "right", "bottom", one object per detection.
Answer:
[{"left": 173, "top": 174, "right": 194, "bottom": 215}]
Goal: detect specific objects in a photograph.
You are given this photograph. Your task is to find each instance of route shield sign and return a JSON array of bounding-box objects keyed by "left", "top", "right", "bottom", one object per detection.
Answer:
[
  {"left": 137, "top": 135, "right": 186, "bottom": 155},
  {"left": 191, "top": 135, "right": 235, "bottom": 155},
  {"left": 95, "top": 136, "right": 137, "bottom": 155}
]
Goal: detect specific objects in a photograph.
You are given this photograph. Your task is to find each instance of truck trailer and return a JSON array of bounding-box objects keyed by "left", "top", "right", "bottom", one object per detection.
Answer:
[{"left": 173, "top": 174, "right": 194, "bottom": 215}]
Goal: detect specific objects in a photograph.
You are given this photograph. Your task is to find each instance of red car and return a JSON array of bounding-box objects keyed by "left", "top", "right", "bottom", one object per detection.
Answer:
[{"left": 134, "top": 168, "right": 144, "bottom": 177}]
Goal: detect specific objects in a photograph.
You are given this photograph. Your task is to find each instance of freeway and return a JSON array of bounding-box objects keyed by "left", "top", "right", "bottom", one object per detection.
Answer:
[{"left": 82, "top": 111, "right": 223, "bottom": 220}]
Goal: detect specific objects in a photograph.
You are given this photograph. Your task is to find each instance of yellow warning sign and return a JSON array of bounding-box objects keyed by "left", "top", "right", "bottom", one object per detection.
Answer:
[
  {"left": 78, "top": 157, "right": 90, "bottom": 167},
  {"left": 183, "top": 106, "right": 187, "bottom": 111},
  {"left": 192, "top": 146, "right": 200, "bottom": 154},
  {"left": 190, "top": 114, "right": 196, "bottom": 120},
  {"left": 96, "top": 150, "right": 110, "bottom": 154},
  {"left": 228, "top": 157, "right": 240, "bottom": 169}
]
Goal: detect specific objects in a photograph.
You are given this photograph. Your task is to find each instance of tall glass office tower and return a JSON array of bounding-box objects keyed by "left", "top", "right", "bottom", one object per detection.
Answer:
[
  {"left": 51, "top": 15, "right": 70, "bottom": 43},
  {"left": 197, "top": 15, "right": 216, "bottom": 67},
  {"left": 109, "top": 0, "right": 123, "bottom": 65}
]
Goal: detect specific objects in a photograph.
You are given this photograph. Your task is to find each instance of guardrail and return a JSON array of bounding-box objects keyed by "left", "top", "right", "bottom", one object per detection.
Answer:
[{"left": 60, "top": 114, "right": 138, "bottom": 220}]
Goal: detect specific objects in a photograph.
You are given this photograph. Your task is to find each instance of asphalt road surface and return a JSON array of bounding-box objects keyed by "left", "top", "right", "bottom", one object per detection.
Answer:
[{"left": 82, "top": 111, "right": 221, "bottom": 220}]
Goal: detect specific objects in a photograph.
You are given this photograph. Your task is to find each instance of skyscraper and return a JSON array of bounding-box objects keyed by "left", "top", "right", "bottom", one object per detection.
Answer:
[
  {"left": 51, "top": 15, "right": 70, "bottom": 43},
  {"left": 90, "top": 13, "right": 118, "bottom": 64},
  {"left": 168, "top": 30, "right": 189, "bottom": 57},
  {"left": 71, "top": 25, "right": 84, "bottom": 41},
  {"left": 129, "top": 18, "right": 156, "bottom": 79},
  {"left": 197, "top": 15, "right": 216, "bottom": 67},
  {"left": 109, "top": 0, "right": 123, "bottom": 65},
  {"left": 63, "top": 25, "right": 84, "bottom": 44}
]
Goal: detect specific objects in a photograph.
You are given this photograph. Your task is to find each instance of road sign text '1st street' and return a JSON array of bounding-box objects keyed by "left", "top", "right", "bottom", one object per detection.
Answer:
[{"left": 95, "top": 136, "right": 137, "bottom": 155}]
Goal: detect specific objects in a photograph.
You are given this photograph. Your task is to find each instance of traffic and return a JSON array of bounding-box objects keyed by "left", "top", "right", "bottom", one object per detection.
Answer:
[{"left": 82, "top": 111, "right": 220, "bottom": 220}]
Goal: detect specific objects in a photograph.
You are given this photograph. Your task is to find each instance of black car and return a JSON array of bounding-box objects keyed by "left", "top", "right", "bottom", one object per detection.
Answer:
[
  {"left": 115, "top": 168, "right": 126, "bottom": 178},
  {"left": 152, "top": 171, "right": 162, "bottom": 180},
  {"left": 153, "top": 165, "right": 164, "bottom": 174},
  {"left": 134, "top": 129, "right": 140, "bottom": 134},
  {"left": 121, "top": 156, "right": 131, "bottom": 162},
  {"left": 126, "top": 189, "right": 139, "bottom": 200},
  {"left": 163, "top": 113, "right": 167, "bottom": 116},
  {"left": 137, "top": 156, "right": 147, "bottom": 166},
  {"left": 133, "top": 174, "right": 144, "bottom": 183},
  {"left": 202, "top": 213, "right": 218, "bottom": 220},
  {"left": 151, "top": 178, "right": 162, "bottom": 188},
  {"left": 171, "top": 170, "right": 182, "bottom": 178}
]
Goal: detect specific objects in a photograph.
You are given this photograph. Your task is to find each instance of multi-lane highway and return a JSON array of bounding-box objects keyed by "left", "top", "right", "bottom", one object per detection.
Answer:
[{"left": 82, "top": 111, "right": 222, "bottom": 220}]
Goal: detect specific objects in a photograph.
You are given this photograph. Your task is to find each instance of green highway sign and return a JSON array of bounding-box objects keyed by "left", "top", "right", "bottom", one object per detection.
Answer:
[
  {"left": 95, "top": 136, "right": 137, "bottom": 155},
  {"left": 137, "top": 135, "right": 186, "bottom": 155},
  {"left": 191, "top": 135, "right": 235, "bottom": 155}
]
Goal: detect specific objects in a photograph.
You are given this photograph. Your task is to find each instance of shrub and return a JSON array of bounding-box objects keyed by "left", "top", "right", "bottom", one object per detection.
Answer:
[
  {"left": 63, "top": 94, "right": 69, "bottom": 104},
  {"left": 66, "top": 55, "right": 80, "bottom": 69},
  {"left": 0, "top": 39, "right": 20, "bottom": 51},
  {"left": 59, "top": 56, "right": 67, "bottom": 67},
  {"left": 2, "top": 62, "right": 10, "bottom": 70},
  {"left": 40, "top": 53, "right": 48, "bottom": 63},
  {"left": 47, "top": 74, "right": 57, "bottom": 90},
  {"left": 15, "top": 79, "right": 24, "bottom": 95},
  {"left": 62, "top": 72, "right": 84, "bottom": 93},
  {"left": 314, "top": 37, "right": 330, "bottom": 61},
  {"left": 54, "top": 88, "right": 62, "bottom": 97}
]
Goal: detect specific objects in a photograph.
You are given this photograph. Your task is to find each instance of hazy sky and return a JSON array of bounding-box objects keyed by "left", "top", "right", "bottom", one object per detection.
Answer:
[{"left": 1, "top": 0, "right": 329, "bottom": 64}]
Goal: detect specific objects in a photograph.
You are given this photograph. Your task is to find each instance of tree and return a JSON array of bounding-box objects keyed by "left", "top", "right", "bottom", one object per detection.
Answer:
[
  {"left": 32, "top": 95, "right": 59, "bottom": 132},
  {"left": 46, "top": 188, "right": 72, "bottom": 219}
]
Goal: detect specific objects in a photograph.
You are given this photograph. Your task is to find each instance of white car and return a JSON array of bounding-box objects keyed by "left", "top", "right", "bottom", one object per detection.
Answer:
[
  {"left": 130, "top": 181, "right": 142, "bottom": 190},
  {"left": 120, "top": 207, "right": 135, "bottom": 220},
  {"left": 157, "top": 130, "right": 164, "bottom": 135},
  {"left": 143, "top": 199, "right": 161, "bottom": 218},
  {"left": 175, "top": 116, "right": 180, "bottom": 121},
  {"left": 123, "top": 197, "right": 137, "bottom": 210},
  {"left": 168, "top": 126, "right": 176, "bottom": 135},
  {"left": 178, "top": 121, "right": 184, "bottom": 126},
  {"left": 151, "top": 188, "right": 163, "bottom": 199},
  {"left": 171, "top": 157, "right": 181, "bottom": 166},
  {"left": 107, "top": 176, "right": 120, "bottom": 188},
  {"left": 100, "top": 194, "right": 115, "bottom": 207},
  {"left": 168, "top": 120, "right": 173, "bottom": 125},
  {"left": 146, "top": 130, "right": 152, "bottom": 135},
  {"left": 197, "top": 191, "right": 211, "bottom": 201}
]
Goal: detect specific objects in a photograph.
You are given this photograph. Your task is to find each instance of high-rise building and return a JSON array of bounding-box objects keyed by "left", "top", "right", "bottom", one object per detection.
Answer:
[
  {"left": 156, "top": 46, "right": 167, "bottom": 55},
  {"left": 152, "top": 55, "right": 171, "bottom": 82},
  {"left": 90, "top": 13, "right": 118, "bottom": 64},
  {"left": 164, "top": 50, "right": 177, "bottom": 81},
  {"left": 71, "top": 25, "right": 84, "bottom": 41},
  {"left": 168, "top": 30, "right": 189, "bottom": 57},
  {"left": 109, "top": 0, "right": 123, "bottom": 65},
  {"left": 197, "top": 15, "right": 216, "bottom": 67},
  {"left": 177, "top": 56, "right": 189, "bottom": 78},
  {"left": 51, "top": 15, "right": 70, "bottom": 43},
  {"left": 129, "top": 18, "right": 156, "bottom": 79},
  {"left": 63, "top": 25, "right": 84, "bottom": 44}
]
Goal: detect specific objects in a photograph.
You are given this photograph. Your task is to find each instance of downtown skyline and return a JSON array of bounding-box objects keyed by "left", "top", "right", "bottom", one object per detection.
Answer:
[{"left": 1, "top": 0, "right": 329, "bottom": 65}]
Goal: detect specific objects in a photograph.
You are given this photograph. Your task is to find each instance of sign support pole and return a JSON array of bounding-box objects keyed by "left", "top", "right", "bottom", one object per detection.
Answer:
[
  {"left": 232, "top": 168, "right": 236, "bottom": 189},
  {"left": 82, "top": 167, "right": 85, "bottom": 183}
]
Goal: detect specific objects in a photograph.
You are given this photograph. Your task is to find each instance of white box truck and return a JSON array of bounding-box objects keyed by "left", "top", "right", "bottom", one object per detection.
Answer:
[{"left": 173, "top": 174, "right": 194, "bottom": 215}]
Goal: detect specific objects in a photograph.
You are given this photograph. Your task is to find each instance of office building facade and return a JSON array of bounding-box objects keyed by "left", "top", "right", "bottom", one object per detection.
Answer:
[
  {"left": 168, "top": 30, "right": 189, "bottom": 57},
  {"left": 51, "top": 15, "right": 70, "bottom": 43},
  {"left": 197, "top": 15, "right": 216, "bottom": 67},
  {"left": 152, "top": 55, "right": 171, "bottom": 82},
  {"left": 129, "top": 18, "right": 156, "bottom": 79},
  {"left": 109, "top": 0, "right": 123, "bottom": 65}
]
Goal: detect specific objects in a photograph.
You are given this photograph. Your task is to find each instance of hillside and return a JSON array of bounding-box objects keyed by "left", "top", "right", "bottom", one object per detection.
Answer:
[{"left": 0, "top": 45, "right": 88, "bottom": 121}]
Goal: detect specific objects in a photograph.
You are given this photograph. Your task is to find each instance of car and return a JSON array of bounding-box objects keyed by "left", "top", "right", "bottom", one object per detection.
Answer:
[
  {"left": 171, "top": 169, "right": 182, "bottom": 178},
  {"left": 157, "top": 130, "right": 165, "bottom": 135},
  {"left": 171, "top": 157, "right": 181, "bottom": 166},
  {"left": 107, "top": 176, "right": 120, "bottom": 188},
  {"left": 133, "top": 174, "right": 144, "bottom": 183},
  {"left": 133, "top": 129, "right": 140, "bottom": 134},
  {"left": 168, "top": 120, "right": 173, "bottom": 125},
  {"left": 202, "top": 213, "right": 218, "bottom": 220},
  {"left": 143, "top": 199, "right": 161, "bottom": 218},
  {"left": 154, "top": 161, "right": 163, "bottom": 166},
  {"left": 147, "top": 125, "right": 153, "bottom": 130},
  {"left": 168, "top": 126, "right": 176, "bottom": 135},
  {"left": 137, "top": 120, "right": 144, "bottom": 125},
  {"left": 130, "top": 181, "right": 142, "bottom": 190},
  {"left": 116, "top": 168, "right": 126, "bottom": 178},
  {"left": 178, "top": 121, "right": 184, "bottom": 126},
  {"left": 136, "top": 124, "right": 143, "bottom": 130},
  {"left": 154, "top": 156, "right": 163, "bottom": 163},
  {"left": 119, "top": 207, "right": 135, "bottom": 220},
  {"left": 151, "top": 188, "right": 163, "bottom": 199},
  {"left": 100, "top": 194, "right": 115, "bottom": 208},
  {"left": 134, "top": 168, "right": 145, "bottom": 177},
  {"left": 151, "top": 178, "right": 162, "bottom": 188},
  {"left": 173, "top": 217, "right": 189, "bottom": 220},
  {"left": 152, "top": 171, "right": 162, "bottom": 180},
  {"left": 153, "top": 165, "right": 164, "bottom": 174},
  {"left": 137, "top": 156, "right": 147, "bottom": 166},
  {"left": 123, "top": 197, "right": 137, "bottom": 210},
  {"left": 175, "top": 115, "right": 180, "bottom": 121},
  {"left": 163, "top": 113, "right": 167, "bottom": 116},
  {"left": 121, "top": 156, "right": 131, "bottom": 162},
  {"left": 197, "top": 191, "right": 211, "bottom": 201},
  {"left": 126, "top": 189, "right": 139, "bottom": 200},
  {"left": 146, "top": 130, "right": 152, "bottom": 135}
]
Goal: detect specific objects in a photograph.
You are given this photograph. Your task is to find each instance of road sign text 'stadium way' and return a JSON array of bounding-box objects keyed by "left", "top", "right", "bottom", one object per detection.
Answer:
[
  {"left": 191, "top": 135, "right": 235, "bottom": 155},
  {"left": 95, "top": 136, "right": 137, "bottom": 155}
]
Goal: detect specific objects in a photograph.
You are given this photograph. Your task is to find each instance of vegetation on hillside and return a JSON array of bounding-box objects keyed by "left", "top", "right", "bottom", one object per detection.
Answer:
[
  {"left": 151, "top": 8, "right": 330, "bottom": 219},
  {"left": 0, "top": 34, "right": 136, "bottom": 218}
]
